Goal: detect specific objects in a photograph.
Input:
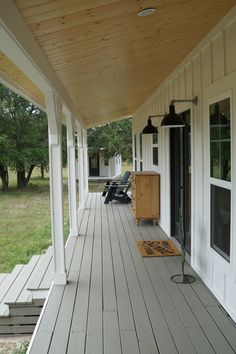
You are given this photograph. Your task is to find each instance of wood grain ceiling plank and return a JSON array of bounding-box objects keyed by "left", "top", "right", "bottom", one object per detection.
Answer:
[
  {"left": 15, "top": 0, "right": 123, "bottom": 20},
  {"left": 0, "top": 53, "right": 45, "bottom": 108},
  {"left": 11, "top": 0, "right": 236, "bottom": 126}
]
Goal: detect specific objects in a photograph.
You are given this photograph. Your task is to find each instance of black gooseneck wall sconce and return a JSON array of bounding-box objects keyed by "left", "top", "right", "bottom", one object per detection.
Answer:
[
  {"left": 142, "top": 96, "right": 198, "bottom": 134},
  {"left": 142, "top": 115, "right": 164, "bottom": 134},
  {"left": 161, "top": 96, "right": 198, "bottom": 128}
]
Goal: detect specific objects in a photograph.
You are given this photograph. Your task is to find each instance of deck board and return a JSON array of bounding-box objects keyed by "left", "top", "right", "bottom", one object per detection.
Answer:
[
  {"left": 0, "top": 274, "right": 7, "bottom": 286},
  {"left": 103, "top": 310, "right": 122, "bottom": 354},
  {"left": 29, "top": 286, "right": 65, "bottom": 354},
  {"left": 85, "top": 194, "right": 103, "bottom": 354},
  {"left": 107, "top": 202, "right": 137, "bottom": 332},
  {"left": 112, "top": 204, "right": 161, "bottom": 354},
  {"left": 122, "top": 203, "right": 236, "bottom": 353},
  {"left": 48, "top": 195, "right": 94, "bottom": 354},
  {"left": 101, "top": 199, "right": 117, "bottom": 312},
  {"left": 117, "top": 204, "right": 196, "bottom": 354},
  {"left": 5, "top": 256, "right": 40, "bottom": 304},
  {"left": 28, "top": 193, "right": 236, "bottom": 354},
  {"left": 121, "top": 206, "right": 214, "bottom": 353},
  {"left": 28, "top": 247, "right": 53, "bottom": 291}
]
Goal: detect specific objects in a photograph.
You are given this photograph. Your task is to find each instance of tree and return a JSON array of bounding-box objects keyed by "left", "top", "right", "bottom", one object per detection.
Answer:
[
  {"left": 87, "top": 118, "right": 132, "bottom": 162},
  {"left": 0, "top": 84, "right": 49, "bottom": 189},
  {"left": 0, "top": 134, "right": 10, "bottom": 190}
]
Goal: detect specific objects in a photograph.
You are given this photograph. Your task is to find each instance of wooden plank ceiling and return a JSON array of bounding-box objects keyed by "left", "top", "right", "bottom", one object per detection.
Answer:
[
  {"left": 1, "top": 0, "right": 235, "bottom": 127},
  {"left": 0, "top": 52, "right": 45, "bottom": 109}
]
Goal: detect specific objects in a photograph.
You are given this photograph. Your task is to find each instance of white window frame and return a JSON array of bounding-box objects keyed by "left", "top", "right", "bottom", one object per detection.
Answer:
[{"left": 207, "top": 90, "right": 232, "bottom": 264}]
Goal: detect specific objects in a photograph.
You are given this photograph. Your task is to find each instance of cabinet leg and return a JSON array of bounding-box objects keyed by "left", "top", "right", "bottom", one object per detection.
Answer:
[
  {"left": 135, "top": 218, "right": 141, "bottom": 225},
  {"left": 153, "top": 219, "right": 158, "bottom": 225}
]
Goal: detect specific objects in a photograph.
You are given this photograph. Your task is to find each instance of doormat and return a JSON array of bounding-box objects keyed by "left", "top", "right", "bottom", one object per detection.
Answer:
[{"left": 136, "top": 240, "right": 181, "bottom": 257}]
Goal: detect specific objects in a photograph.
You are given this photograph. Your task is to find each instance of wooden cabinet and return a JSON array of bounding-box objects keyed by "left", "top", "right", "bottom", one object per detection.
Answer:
[{"left": 131, "top": 171, "right": 160, "bottom": 224}]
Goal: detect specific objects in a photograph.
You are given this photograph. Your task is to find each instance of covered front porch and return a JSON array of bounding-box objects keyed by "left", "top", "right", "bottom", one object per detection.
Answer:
[
  {"left": 28, "top": 193, "right": 236, "bottom": 354},
  {"left": 1, "top": 1, "right": 236, "bottom": 352}
]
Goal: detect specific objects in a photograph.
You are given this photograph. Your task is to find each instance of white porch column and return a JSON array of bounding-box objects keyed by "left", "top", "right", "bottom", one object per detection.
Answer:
[
  {"left": 66, "top": 111, "right": 79, "bottom": 237},
  {"left": 45, "top": 92, "right": 67, "bottom": 285},
  {"left": 77, "top": 124, "right": 85, "bottom": 209},
  {"left": 83, "top": 128, "right": 89, "bottom": 194}
]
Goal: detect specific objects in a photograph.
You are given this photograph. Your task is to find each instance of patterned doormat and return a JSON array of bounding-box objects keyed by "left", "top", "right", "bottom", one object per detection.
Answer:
[{"left": 136, "top": 240, "right": 181, "bottom": 257}]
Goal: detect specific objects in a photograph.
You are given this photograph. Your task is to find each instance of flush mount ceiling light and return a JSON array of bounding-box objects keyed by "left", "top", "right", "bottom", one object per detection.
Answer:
[{"left": 137, "top": 7, "right": 156, "bottom": 17}]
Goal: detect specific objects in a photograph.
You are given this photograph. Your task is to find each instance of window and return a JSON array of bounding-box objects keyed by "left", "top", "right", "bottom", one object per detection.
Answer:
[
  {"left": 152, "top": 132, "right": 158, "bottom": 166},
  {"left": 210, "top": 98, "right": 230, "bottom": 181},
  {"left": 140, "top": 134, "right": 143, "bottom": 159},
  {"left": 104, "top": 159, "right": 109, "bottom": 166},
  {"left": 134, "top": 134, "right": 138, "bottom": 171},
  {"left": 211, "top": 185, "right": 230, "bottom": 261},
  {"left": 134, "top": 135, "right": 137, "bottom": 158},
  {"left": 209, "top": 97, "right": 231, "bottom": 261},
  {"left": 153, "top": 147, "right": 158, "bottom": 166},
  {"left": 152, "top": 133, "right": 158, "bottom": 145},
  {"left": 139, "top": 134, "right": 143, "bottom": 171}
]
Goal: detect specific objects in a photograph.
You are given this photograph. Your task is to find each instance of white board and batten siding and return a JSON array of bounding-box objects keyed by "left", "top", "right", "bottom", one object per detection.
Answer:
[
  {"left": 99, "top": 154, "right": 122, "bottom": 178},
  {"left": 132, "top": 6, "right": 236, "bottom": 322}
]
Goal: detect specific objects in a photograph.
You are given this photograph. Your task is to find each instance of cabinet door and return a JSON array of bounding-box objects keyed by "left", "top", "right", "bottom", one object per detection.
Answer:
[{"left": 135, "top": 175, "right": 159, "bottom": 218}]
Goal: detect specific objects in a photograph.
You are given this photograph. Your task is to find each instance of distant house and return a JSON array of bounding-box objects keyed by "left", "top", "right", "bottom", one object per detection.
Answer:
[{"left": 88, "top": 151, "right": 122, "bottom": 179}]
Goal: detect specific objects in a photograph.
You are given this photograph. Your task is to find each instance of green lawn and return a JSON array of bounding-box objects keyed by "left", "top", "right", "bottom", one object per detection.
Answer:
[
  {"left": 0, "top": 163, "right": 132, "bottom": 273},
  {"left": 0, "top": 170, "right": 69, "bottom": 273}
]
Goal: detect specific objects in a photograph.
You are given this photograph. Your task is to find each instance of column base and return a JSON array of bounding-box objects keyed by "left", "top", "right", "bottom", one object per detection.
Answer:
[
  {"left": 69, "top": 227, "right": 79, "bottom": 237},
  {"left": 53, "top": 271, "right": 67, "bottom": 285}
]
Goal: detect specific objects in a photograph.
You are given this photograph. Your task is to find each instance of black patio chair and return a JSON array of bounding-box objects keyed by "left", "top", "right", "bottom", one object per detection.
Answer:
[
  {"left": 102, "top": 171, "right": 131, "bottom": 197},
  {"left": 104, "top": 180, "right": 131, "bottom": 204}
]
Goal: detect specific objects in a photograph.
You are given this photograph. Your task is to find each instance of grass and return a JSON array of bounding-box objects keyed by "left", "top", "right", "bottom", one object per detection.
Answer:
[
  {"left": 121, "top": 161, "right": 133, "bottom": 175},
  {"left": 0, "top": 169, "right": 69, "bottom": 273},
  {"left": 12, "top": 341, "right": 29, "bottom": 354},
  {"left": 0, "top": 163, "right": 132, "bottom": 273}
]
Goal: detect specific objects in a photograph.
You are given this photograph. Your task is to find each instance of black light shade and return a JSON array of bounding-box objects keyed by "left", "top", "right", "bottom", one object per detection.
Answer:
[
  {"left": 142, "top": 117, "right": 158, "bottom": 134},
  {"left": 161, "top": 104, "right": 185, "bottom": 128}
]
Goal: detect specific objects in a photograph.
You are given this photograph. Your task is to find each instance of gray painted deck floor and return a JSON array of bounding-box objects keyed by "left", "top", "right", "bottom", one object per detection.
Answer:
[{"left": 28, "top": 193, "right": 236, "bottom": 354}]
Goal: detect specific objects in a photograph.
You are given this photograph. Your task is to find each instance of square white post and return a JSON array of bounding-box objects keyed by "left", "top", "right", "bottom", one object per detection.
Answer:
[
  {"left": 66, "top": 111, "right": 79, "bottom": 237},
  {"left": 83, "top": 128, "right": 89, "bottom": 194},
  {"left": 77, "top": 124, "right": 85, "bottom": 209},
  {"left": 45, "top": 92, "right": 66, "bottom": 285}
]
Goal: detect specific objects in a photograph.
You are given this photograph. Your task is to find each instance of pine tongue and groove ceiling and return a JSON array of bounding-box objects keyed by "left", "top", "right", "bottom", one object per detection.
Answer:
[{"left": 1, "top": 0, "right": 235, "bottom": 127}]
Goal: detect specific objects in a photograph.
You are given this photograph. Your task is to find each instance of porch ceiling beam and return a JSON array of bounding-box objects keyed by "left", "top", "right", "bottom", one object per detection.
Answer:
[
  {"left": 0, "top": 70, "right": 45, "bottom": 112},
  {"left": 0, "top": 0, "right": 79, "bottom": 123}
]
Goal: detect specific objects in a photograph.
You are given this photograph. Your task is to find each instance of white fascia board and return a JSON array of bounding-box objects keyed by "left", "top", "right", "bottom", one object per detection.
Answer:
[
  {"left": 0, "top": 71, "right": 45, "bottom": 112},
  {"left": 0, "top": 0, "right": 81, "bottom": 124}
]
